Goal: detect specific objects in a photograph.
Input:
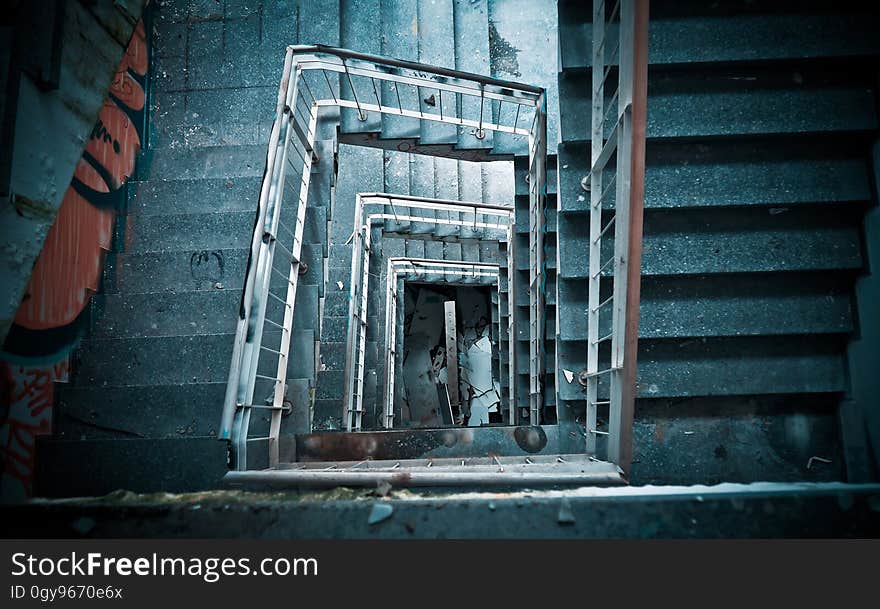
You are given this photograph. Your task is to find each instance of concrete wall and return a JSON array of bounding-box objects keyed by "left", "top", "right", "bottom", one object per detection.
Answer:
[
  {"left": 0, "top": 3, "right": 149, "bottom": 500},
  {"left": 843, "top": 141, "right": 880, "bottom": 481},
  {"left": 0, "top": 1, "right": 147, "bottom": 344}
]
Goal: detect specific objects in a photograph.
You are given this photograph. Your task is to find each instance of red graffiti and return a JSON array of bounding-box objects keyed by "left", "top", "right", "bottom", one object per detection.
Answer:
[{"left": 0, "top": 360, "right": 68, "bottom": 498}]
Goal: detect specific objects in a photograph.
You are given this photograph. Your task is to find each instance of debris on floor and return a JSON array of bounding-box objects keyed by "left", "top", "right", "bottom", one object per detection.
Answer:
[
  {"left": 400, "top": 283, "right": 500, "bottom": 428},
  {"left": 402, "top": 287, "right": 445, "bottom": 426},
  {"left": 368, "top": 502, "right": 394, "bottom": 525}
]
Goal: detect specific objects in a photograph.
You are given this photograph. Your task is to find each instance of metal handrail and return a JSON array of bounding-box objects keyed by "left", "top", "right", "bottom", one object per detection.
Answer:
[
  {"left": 382, "top": 258, "right": 503, "bottom": 430},
  {"left": 297, "top": 45, "right": 543, "bottom": 95},
  {"left": 220, "top": 45, "right": 546, "bottom": 471},
  {"left": 344, "top": 193, "right": 515, "bottom": 432},
  {"left": 575, "top": 1, "right": 647, "bottom": 473}
]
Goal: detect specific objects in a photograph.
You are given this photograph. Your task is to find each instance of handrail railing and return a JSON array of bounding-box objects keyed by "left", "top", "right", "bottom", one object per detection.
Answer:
[
  {"left": 383, "top": 258, "right": 502, "bottom": 430},
  {"left": 345, "top": 193, "right": 514, "bottom": 432},
  {"left": 219, "top": 46, "right": 546, "bottom": 471},
  {"left": 576, "top": 0, "right": 648, "bottom": 473}
]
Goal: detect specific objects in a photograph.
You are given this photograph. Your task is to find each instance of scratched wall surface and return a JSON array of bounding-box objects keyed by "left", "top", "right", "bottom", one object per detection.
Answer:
[{"left": 0, "top": 19, "right": 149, "bottom": 501}]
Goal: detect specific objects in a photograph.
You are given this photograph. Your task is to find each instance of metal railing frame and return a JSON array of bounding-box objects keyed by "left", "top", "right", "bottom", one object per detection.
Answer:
[
  {"left": 218, "top": 46, "right": 546, "bottom": 471},
  {"left": 344, "top": 193, "right": 514, "bottom": 432},
  {"left": 381, "top": 258, "right": 502, "bottom": 430},
  {"left": 577, "top": 0, "right": 648, "bottom": 473}
]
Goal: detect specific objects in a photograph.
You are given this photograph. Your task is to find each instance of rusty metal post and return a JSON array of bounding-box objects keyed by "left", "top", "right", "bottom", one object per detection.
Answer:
[{"left": 610, "top": 0, "right": 649, "bottom": 474}]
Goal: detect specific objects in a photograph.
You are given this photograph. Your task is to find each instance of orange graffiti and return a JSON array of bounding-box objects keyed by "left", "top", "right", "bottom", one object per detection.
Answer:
[
  {"left": 15, "top": 186, "right": 114, "bottom": 330},
  {"left": 1, "top": 17, "right": 149, "bottom": 499}
]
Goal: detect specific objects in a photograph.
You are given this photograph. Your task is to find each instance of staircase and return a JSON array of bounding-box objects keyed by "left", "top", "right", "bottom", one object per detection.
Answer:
[
  {"left": 310, "top": 0, "right": 559, "bottom": 435},
  {"left": 32, "top": 0, "right": 879, "bottom": 496},
  {"left": 313, "top": 149, "right": 514, "bottom": 432},
  {"left": 35, "top": 0, "right": 562, "bottom": 495},
  {"left": 556, "top": 0, "right": 880, "bottom": 484},
  {"left": 39, "top": 1, "right": 327, "bottom": 494}
]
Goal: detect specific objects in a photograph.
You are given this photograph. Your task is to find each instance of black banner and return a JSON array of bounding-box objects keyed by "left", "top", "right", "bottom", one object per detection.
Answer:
[{"left": 1, "top": 539, "right": 878, "bottom": 607}]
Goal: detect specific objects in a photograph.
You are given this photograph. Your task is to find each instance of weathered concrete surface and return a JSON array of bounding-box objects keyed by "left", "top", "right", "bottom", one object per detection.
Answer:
[
  {"left": 844, "top": 141, "right": 880, "bottom": 480},
  {"left": 3, "top": 483, "right": 879, "bottom": 538},
  {"left": 0, "top": 1, "right": 147, "bottom": 344},
  {"left": 488, "top": 0, "right": 558, "bottom": 154}
]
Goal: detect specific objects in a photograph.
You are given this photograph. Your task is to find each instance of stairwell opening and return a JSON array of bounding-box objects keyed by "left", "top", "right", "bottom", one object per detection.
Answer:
[
  {"left": 340, "top": 187, "right": 514, "bottom": 433},
  {"left": 216, "top": 45, "right": 623, "bottom": 488},
  {"left": 398, "top": 280, "right": 501, "bottom": 429}
]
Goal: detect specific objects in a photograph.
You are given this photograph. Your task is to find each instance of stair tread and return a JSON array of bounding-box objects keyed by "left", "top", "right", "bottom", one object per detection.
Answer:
[
  {"left": 453, "top": 0, "right": 494, "bottom": 151},
  {"left": 559, "top": 67, "right": 877, "bottom": 143},
  {"left": 559, "top": 4, "right": 880, "bottom": 71},
  {"left": 380, "top": 0, "right": 421, "bottom": 140},
  {"left": 417, "top": 0, "right": 458, "bottom": 146}
]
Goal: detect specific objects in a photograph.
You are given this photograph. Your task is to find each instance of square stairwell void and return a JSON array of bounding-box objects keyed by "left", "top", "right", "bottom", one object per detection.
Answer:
[{"left": 399, "top": 282, "right": 502, "bottom": 429}]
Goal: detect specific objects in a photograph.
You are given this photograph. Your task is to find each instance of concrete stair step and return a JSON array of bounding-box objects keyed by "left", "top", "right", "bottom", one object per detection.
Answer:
[
  {"left": 556, "top": 272, "right": 854, "bottom": 343},
  {"left": 321, "top": 316, "right": 349, "bottom": 343},
  {"left": 515, "top": 154, "right": 557, "bottom": 196},
  {"left": 383, "top": 150, "right": 413, "bottom": 232},
  {"left": 423, "top": 240, "right": 445, "bottom": 259},
  {"left": 457, "top": 159, "right": 484, "bottom": 239},
  {"left": 316, "top": 369, "right": 345, "bottom": 402},
  {"left": 140, "top": 144, "right": 266, "bottom": 181},
  {"left": 105, "top": 247, "right": 248, "bottom": 294},
  {"left": 72, "top": 330, "right": 315, "bottom": 387},
  {"left": 122, "top": 206, "right": 327, "bottom": 254},
  {"left": 417, "top": 0, "right": 458, "bottom": 146},
  {"left": 319, "top": 341, "right": 348, "bottom": 371},
  {"left": 556, "top": 204, "right": 864, "bottom": 279},
  {"left": 380, "top": 0, "right": 421, "bottom": 140},
  {"left": 298, "top": 0, "right": 340, "bottom": 46},
  {"left": 482, "top": 159, "right": 515, "bottom": 205},
  {"left": 127, "top": 176, "right": 262, "bottom": 216},
  {"left": 559, "top": 67, "right": 877, "bottom": 143},
  {"left": 282, "top": 377, "right": 313, "bottom": 435},
  {"left": 309, "top": 140, "right": 336, "bottom": 210},
  {"left": 556, "top": 137, "right": 874, "bottom": 214},
  {"left": 123, "top": 211, "right": 253, "bottom": 253},
  {"left": 340, "top": 0, "right": 383, "bottom": 134},
  {"left": 175, "top": 5, "right": 297, "bottom": 92},
  {"left": 406, "top": 240, "right": 426, "bottom": 258},
  {"left": 90, "top": 289, "right": 241, "bottom": 338},
  {"left": 332, "top": 145, "right": 384, "bottom": 243},
  {"left": 298, "top": 0, "right": 341, "bottom": 139},
  {"left": 432, "top": 157, "right": 460, "bottom": 238},
  {"left": 639, "top": 335, "right": 848, "bottom": 398},
  {"left": 151, "top": 86, "right": 275, "bottom": 149},
  {"left": 405, "top": 154, "right": 437, "bottom": 234},
  {"left": 313, "top": 398, "right": 344, "bottom": 430},
  {"left": 559, "top": 2, "right": 880, "bottom": 71},
  {"left": 555, "top": 332, "right": 849, "bottom": 401},
  {"left": 35, "top": 437, "right": 229, "bottom": 497},
  {"left": 514, "top": 240, "right": 556, "bottom": 272},
  {"left": 55, "top": 382, "right": 230, "bottom": 440},
  {"left": 453, "top": 0, "right": 494, "bottom": 152},
  {"left": 90, "top": 284, "right": 320, "bottom": 339},
  {"left": 488, "top": 0, "right": 559, "bottom": 156},
  {"left": 515, "top": 201, "right": 556, "bottom": 234}
]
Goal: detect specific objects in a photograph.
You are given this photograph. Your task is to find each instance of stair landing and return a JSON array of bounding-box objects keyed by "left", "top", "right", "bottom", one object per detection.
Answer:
[{"left": 225, "top": 453, "right": 625, "bottom": 488}]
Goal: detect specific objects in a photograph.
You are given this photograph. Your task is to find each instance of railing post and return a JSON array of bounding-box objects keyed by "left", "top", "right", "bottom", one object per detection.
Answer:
[
  {"left": 607, "top": 0, "right": 648, "bottom": 474},
  {"left": 585, "top": 0, "right": 606, "bottom": 456},
  {"left": 383, "top": 255, "right": 396, "bottom": 428},
  {"left": 528, "top": 92, "right": 547, "bottom": 426},
  {"left": 343, "top": 194, "right": 365, "bottom": 431}
]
